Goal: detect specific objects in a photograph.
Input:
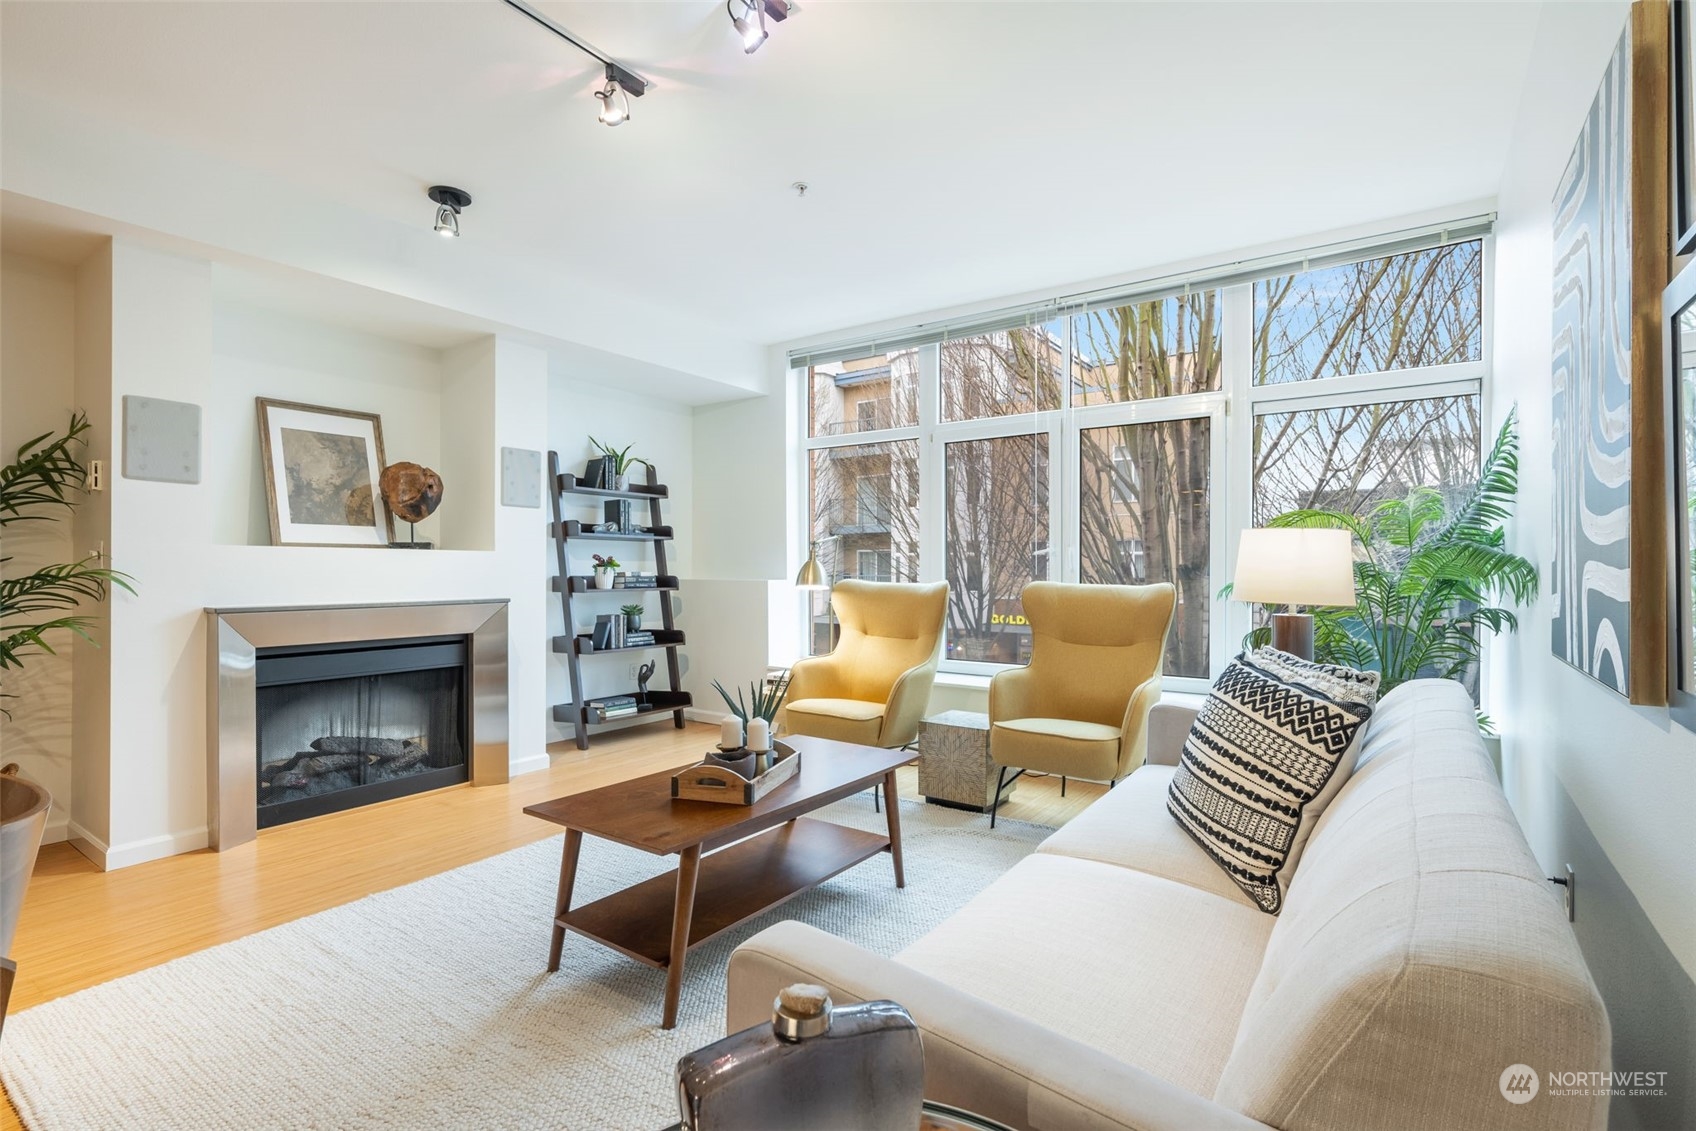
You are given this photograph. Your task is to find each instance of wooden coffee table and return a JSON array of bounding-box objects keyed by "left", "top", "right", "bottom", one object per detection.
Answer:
[{"left": 524, "top": 735, "right": 910, "bottom": 1029}]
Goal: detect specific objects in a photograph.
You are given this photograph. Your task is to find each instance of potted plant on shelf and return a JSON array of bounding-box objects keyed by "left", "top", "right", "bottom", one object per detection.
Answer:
[
  {"left": 588, "top": 437, "right": 646, "bottom": 492},
  {"left": 1244, "top": 410, "right": 1536, "bottom": 747},
  {"left": 591, "top": 554, "right": 621, "bottom": 590},
  {"left": 620, "top": 603, "right": 643, "bottom": 632}
]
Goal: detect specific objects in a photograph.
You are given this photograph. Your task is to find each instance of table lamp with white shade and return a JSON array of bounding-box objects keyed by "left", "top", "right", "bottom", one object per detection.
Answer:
[{"left": 1231, "top": 528, "right": 1357, "bottom": 661}]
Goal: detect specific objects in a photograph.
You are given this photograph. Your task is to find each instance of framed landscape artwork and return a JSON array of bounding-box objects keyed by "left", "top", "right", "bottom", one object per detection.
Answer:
[
  {"left": 1550, "top": 10, "right": 1669, "bottom": 704},
  {"left": 256, "top": 398, "right": 393, "bottom": 547}
]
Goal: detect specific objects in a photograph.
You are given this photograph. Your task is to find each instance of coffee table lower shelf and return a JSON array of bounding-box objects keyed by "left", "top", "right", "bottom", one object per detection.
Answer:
[{"left": 558, "top": 817, "right": 889, "bottom": 968}]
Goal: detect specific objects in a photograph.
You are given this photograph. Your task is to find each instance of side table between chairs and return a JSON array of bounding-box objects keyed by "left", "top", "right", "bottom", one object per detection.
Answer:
[{"left": 916, "top": 711, "right": 1016, "bottom": 813}]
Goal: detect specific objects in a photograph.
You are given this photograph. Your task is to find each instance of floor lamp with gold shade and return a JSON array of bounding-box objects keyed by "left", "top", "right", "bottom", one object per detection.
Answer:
[
  {"left": 1231, "top": 528, "right": 1357, "bottom": 661},
  {"left": 795, "top": 539, "right": 835, "bottom": 649}
]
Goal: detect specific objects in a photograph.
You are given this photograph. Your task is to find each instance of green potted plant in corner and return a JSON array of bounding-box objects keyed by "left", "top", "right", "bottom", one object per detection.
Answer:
[
  {"left": 620, "top": 603, "right": 643, "bottom": 632},
  {"left": 591, "top": 554, "right": 620, "bottom": 590},
  {"left": 1245, "top": 410, "right": 1536, "bottom": 756},
  {"left": 588, "top": 437, "right": 646, "bottom": 492},
  {"left": 1, "top": 411, "right": 134, "bottom": 1025}
]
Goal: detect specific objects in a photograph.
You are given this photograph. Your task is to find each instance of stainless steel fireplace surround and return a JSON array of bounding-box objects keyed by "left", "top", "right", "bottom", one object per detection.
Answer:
[{"left": 206, "top": 600, "right": 509, "bottom": 850}]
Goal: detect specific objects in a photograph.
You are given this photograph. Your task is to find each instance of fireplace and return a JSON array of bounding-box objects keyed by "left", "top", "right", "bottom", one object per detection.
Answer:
[
  {"left": 255, "top": 636, "right": 469, "bottom": 828},
  {"left": 207, "top": 601, "right": 509, "bottom": 850}
]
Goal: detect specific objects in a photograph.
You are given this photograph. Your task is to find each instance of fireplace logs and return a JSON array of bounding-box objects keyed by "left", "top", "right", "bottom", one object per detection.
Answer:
[{"left": 259, "top": 737, "right": 431, "bottom": 797}]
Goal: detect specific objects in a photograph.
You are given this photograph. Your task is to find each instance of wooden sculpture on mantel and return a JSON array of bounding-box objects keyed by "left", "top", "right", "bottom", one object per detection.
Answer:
[{"left": 380, "top": 461, "right": 443, "bottom": 549}]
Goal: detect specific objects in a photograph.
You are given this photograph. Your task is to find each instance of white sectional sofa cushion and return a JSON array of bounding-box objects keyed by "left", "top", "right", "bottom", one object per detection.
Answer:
[
  {"left": 897, "top": 853, "right": 1274, "bottom": 1097},
  {"left": 727, "top": 680, "right": 1610, "bottom": 1131}
]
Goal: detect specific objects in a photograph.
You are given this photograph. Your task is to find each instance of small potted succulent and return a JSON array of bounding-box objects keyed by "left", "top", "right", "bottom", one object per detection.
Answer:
[
  {"left": 592, "top": 554, "right": 620, "bottom": 590},
  {"left": 589, "top": 437, "right": 646, "bottom": 492},
  {"left": 621, "top": 603, "right": 643, "bottom": 632}
]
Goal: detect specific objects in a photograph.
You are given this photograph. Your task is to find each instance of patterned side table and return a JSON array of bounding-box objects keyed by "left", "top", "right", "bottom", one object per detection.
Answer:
[{"left": 917, "top": 711, "right": 1015, "bottom": 812}]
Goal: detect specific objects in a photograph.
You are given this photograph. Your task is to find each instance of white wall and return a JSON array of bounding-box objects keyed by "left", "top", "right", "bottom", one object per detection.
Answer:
[
  {"left": 545, "top": 375, "right": 695, "bottom": 741},
  {"left": 209, "top": 302, "right": 450, "bottom": 548},
  {"left": 1490, "top": 5, "right": 1695, "bottom": 1127},
  {"left": 0, "top": 252, "right": 79, "bottom": 841},
  {"left": 63, "top": 240, "right": 552, "bottom": 869}
]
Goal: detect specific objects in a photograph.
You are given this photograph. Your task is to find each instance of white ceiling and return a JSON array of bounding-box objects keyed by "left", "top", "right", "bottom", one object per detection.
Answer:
[{"left": 1, "top": 1, "right": 1545, "bottom": 361}]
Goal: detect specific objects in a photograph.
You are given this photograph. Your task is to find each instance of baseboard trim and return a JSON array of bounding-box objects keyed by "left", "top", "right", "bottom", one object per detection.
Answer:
[
  {"left": 66, "top": 820, "right": 110, "bottom": 869},
  {"left": 43, "top": 814, "right": 70, "bottom": 846},
  {"left": 683, "top": 707, "right": 732, "bottom": 725},
  {"left": 76, "top": 827, "right": 210, "bottom": 872},
  {"left": 508, "top": 753, "right": 550, "bottom": 778}
]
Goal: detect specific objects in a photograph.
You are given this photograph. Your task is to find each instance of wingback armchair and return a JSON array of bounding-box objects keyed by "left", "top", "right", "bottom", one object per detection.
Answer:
[
  {"left": 780, "top": 579, "right": 948, "bottom": 749},
  {"left": 987, "top": 581, "right": 1176, "bottom": 826}
]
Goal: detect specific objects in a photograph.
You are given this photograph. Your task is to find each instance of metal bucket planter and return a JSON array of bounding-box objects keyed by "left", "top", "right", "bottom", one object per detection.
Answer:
[{"left": 1, "top": 765, "right": 51, "bottom": 1032}]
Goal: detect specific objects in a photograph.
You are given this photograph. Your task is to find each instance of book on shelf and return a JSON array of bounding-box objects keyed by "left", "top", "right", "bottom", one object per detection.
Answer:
[
  {"left": 624, "top": 631, "right": 655, "bottom": 646},
  {"left": 592, "top": 694, "right": 639, "bottom": 709}
]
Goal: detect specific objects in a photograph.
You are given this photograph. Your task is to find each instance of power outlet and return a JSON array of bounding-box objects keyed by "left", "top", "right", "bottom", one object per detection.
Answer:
[
  {"left": 1549, "top": 865, "right": 1576, "bottom": 923},
  {"left": 628, "top": 664, "right": 640, "bottom": 681}
]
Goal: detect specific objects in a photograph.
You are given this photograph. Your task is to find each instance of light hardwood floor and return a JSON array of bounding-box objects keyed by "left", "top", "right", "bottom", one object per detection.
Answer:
[{"left": 1, "top": 722, "right": 1101, "bottom": 1129}]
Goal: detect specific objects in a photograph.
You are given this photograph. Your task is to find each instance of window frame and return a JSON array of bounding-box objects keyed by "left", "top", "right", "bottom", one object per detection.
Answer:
[{"left": 796, "top": 234, "right": 1493, "bottom": 693}]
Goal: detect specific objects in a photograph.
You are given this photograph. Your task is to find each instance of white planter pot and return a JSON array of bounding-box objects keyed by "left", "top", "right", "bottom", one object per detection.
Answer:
[{"left": 593, "top": 570, "right": 615, "bottom": 590}]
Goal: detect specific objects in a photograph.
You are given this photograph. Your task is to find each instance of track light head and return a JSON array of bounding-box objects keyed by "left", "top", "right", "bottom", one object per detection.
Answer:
[
  {"left": 595, "top": 72, "right": 630, "bottom": 126},
  {"left": 427, "top": 186, "right": 472, "bottom": 238},
  {"left": 728, "top": 0, "right": 769, "bottom": 53}
]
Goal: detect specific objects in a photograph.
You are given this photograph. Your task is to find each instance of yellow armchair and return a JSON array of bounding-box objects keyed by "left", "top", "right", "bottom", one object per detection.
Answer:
[
  {"left": 987, "top": 581, "right": 1176, "bottom": 826},
  {"left": 780, "top": 579, "right": 948, "bottom": 749}
]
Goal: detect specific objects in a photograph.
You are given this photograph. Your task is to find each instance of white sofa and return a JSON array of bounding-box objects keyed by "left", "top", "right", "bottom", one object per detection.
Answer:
[{"left": 727, "top": 680, "right": 1610, "bottom": 1131}]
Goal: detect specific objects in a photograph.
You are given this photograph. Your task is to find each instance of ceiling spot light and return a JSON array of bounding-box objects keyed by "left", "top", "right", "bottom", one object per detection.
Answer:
[
  {"left": 728, "top": 0, "right": 790, "bottom": 54},
  {"left": 595, "top": 68, "right": 631, "bottom": 126},
  {"left": 428, "top": 186, "right": 471, "bottom": 238}
]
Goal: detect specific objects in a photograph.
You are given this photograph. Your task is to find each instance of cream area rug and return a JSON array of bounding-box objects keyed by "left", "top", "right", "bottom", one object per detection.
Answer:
[{"left": 2, "top": 798, "right": 1048, "bottom": 1130}]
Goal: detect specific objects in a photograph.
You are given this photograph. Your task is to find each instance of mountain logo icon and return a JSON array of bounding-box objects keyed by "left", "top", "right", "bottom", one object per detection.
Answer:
[{"left": 1499, "top": 1064, "right": 1540, "bottom": 1104}]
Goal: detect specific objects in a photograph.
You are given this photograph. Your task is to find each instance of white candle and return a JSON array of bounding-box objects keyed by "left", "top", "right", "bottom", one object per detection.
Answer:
[
  {"left": 747, "top": 717, "right": 771, "bottom": 752},
  {"left": 720, "top": 716, "right": 744, "bottom": 750}
]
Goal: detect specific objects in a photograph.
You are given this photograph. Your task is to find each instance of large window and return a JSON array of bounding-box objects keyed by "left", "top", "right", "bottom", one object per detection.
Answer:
[
  {"left": 805, "top": 439, "right": 919, "bottom": 654},
  {"left": 1253, "top": 241, "right": 1483, "bottom": 385},
  {"left": 1080, "top": 418, "right": 1211, "bottom": 677},
  {"left": 799, "top": 233, "right": 1489, "bottom": 687},
  {"left": 1252, "top": 394, "right": 1481, "bottom": 525},
  {"left": 945, "top": 433, "right": 1050, "bottom": 664}
]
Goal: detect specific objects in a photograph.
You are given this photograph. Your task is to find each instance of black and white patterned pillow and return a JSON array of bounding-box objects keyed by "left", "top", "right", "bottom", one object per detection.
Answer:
[{"left": 1167, "top": 647, "right": 1380, "bottom": 914}]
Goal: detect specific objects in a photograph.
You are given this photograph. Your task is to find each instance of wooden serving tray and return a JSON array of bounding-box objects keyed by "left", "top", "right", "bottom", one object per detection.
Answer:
[{"left": 672, "top": 741, "right": 799, "bottom": 806}]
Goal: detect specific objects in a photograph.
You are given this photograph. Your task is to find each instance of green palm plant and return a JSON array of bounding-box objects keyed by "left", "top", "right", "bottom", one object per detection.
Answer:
[
  {"left": 2, "top": 412, "right": 135, "bottom": 714},
  {"left": 1246, "top": 410, "right": 1536, "bottom": 714}
]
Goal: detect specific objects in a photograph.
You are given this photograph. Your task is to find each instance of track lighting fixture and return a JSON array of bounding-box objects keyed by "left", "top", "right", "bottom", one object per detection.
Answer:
[
  {"left": 727, "top": 0, "right": 791, "bottom": 54},
  {"left": 595, "top": 67, "right": 630, "bottom": 127},
  {"left": 427, "top": 186, "right": 471, "bottom": 238},
  {"left": 500, "top": 0, "right": 649, "bottom": 126}
]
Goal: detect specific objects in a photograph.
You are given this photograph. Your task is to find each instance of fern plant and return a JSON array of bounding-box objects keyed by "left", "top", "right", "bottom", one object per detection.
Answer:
[
  {"left": 1245, "top": 409, "right": 1536, "bottom": 711},
  {"left": 2, "top": 412, "right": 134, "bottom": 712},
  {"left": 712, "top": 673, "right": 791, "bottom": 725}
]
